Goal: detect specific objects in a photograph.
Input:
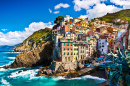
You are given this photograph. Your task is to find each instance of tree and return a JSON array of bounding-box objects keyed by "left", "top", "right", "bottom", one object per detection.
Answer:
[{"left": 54, "top": 16, "right": 64, "bottom": 24}]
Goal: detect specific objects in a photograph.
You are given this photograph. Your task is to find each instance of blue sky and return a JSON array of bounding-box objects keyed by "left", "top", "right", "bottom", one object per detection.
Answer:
[
  {"left": 0, "top": 0, "right": 85, "bottom": 32},
  {"left": 0, "top": 0, "right": 130, "bottom": 45}
]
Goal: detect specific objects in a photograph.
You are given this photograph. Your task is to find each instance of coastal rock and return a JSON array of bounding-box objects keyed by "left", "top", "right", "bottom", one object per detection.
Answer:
[{"left": 10, "top": 41, "right": 53, "bottom": 68}]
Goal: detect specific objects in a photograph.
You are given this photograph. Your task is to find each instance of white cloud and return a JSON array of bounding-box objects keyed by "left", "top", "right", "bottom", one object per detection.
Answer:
[
  {"left": 80, "top": 15, "right": 88, "bottom": 19},
  {"left": 1, "top": 29, "right": 7, "bottom": 31},
  {"left": 87, "top": 3, "right": 121, "bottom": 19},
  {"left": 49, "top": 8, "right": 52, "bottom": 13},
  {"left": 110, "top": 0, "right": 130, "bottom": 9},
  {"left": 0, "top": 22, "right": 53, "bottom": 46},
  {"left": 73, "top": 0, "right": 100, "bottom": 11},
  {"left": 53, "top": 11, "right": 59, "bottom": 14},
  {"left": 110, "top": 0, "right": 130, "bottom": 6},
  {"left": 73, "top": 0, "right": 125, "bottom": 19},
  {"left": 54, "top": 3, "right": 70, "bottom": 9}
]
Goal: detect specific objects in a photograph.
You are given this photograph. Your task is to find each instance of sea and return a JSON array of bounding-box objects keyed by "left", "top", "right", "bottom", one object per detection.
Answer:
[{"left": 0, "top": 46, "right": 106, "bottom": 86}]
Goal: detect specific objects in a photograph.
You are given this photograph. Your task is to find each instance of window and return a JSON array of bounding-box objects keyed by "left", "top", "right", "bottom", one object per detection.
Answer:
[
  {"left": 102, "top": 49, "right": 103, "bottom": 51},
  {"left": 81, "top": 46, "right": 82, "bottom": 49},
  {"left": 81, "top": 55, "right": 82, "bottom": 59},
  {"left": 64, "top": 48, "right": 65, "bottom": 50},
  {"left": 64, "top": 52, "right": 65, "bottom": 55},
  {"left": 65, "top": 57, "right": 67, "bottom": 62},
  {"left": 68, "top": 43, "right": 69, "bottom": 46},
  {"left": 67, "top": 52, "right": 69, "bottom": 55},
  {"left": 64, "top": 43, "right": 65, "bottom": 46},
  {"left": 74, "top": 53, "right": 75, "bottom": 55},
  {"left": 68, "top": 57, "right": 70, "bottom": 61},
  {"left": 81, "top": 50, "right": 82, "bottom": 53},
  {"left": 102, "top": 45, "right": 104, "bottom": 47},
  {"left": 71, "top": 52, "right": 73, "bottom": 55},
  {"left": 83, "top": 51, "right": 84, "bottom": 53},
  {"left": 71, "top": 43, "right": 73, "bottom": 46},
  {"left": 83, "top": 46, "right": 84, "bottom": 49},
  {"left": 68, "top": 48, "right": 69, "bottom": 50},
  {"left": 77, "top": 53, "right": 78, "bottom": 55}
]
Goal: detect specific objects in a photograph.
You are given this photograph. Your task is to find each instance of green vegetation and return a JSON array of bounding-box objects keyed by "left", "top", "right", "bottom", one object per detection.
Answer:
[
  {"left": 54, "top": 16, "right": 64, "bottom": 24},
  {"left": 104, "top": 48, "right": 130, "bottom": 85},
  {"left": 17, "top": 28, "right": 52, "bottom": 47},
  {"left": 98, "top": 9, "right": 130, "bottom": 24},
  {"left": 53, "top": 16, "right": 64, "bottom": 29}
]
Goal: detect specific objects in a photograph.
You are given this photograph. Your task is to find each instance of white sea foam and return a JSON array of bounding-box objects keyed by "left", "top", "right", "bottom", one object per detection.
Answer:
[
  {"left": 52, "top": 76, "right": 65, "bottom": 81},
  {"left": 82, "top": 75, "right": 106, "bottom": 81},
  {"left": 53, "top": 75, "right": 106, "bottom": 81},
  {"left": 1, "top": 78, "right": 11, "bottom": 86},
  {"left": 8, "top": 69, "right": 38, "bottom": 78},
  {"left": 8, "top": 57, "right": 15, "bottom": 59},
  {"left": 0, "top": 68, "right": 6, "bottom": 71},
  {"left": 4, "top": 52, "right": 20, "bottom": 53}
]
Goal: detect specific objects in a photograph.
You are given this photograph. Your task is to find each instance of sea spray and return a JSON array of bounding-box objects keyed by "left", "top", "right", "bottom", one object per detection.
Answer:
[
  {"left": 1, "top": 78, "right": 11, "bottom": 86},
  {"left": 8, "top": 57, "right": 15, "bottom": 60}
]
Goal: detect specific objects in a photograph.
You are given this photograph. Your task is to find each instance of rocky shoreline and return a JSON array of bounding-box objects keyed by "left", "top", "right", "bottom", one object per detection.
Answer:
[{"left": 36, "top": 65, "right": 105, "bottom": 78}]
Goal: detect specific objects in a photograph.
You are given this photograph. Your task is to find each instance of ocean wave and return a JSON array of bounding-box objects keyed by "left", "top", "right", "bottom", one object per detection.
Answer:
[
  {"left": 82, "top": 75, "right": 106, "bottom": 81},
  {"left": 2, "top": 52, "right": 20, "bottom": 54},
  {"left": 52, "top": 75, "right": 106, "bottom": 81},
  {"left": 52, "top": 76, "right": 65, "bottom": 81},
  {"left": 8, "top": 69, "right": 38, "bottom": 78},
  {"left": 1, "top": 78, "right": 11, "bottom": 86},
  {"left": 0, "top": 68, "right": 6, "bottom": 71},
  {"left": 8, "top": 57, "right": 15, "bottom": 59},
  {"left": 6, "top": 61, "right": 14, "bottom": 66}
]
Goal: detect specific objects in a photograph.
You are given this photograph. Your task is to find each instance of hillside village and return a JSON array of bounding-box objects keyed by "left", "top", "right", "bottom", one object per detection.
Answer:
[{"left": 50, "top": 15, "right": 129, "bottom": 71}]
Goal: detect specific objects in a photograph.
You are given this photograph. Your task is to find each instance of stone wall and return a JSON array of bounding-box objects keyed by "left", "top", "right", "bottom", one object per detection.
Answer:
[{"left": 52, "top": 61, "right": 84, "bottom": 71}]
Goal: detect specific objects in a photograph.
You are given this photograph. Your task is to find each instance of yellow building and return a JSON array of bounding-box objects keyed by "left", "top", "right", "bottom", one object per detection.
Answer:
[
  {"left": 81, "top": 20, "right": 88, "bottom": 27},
  {"left": 73, "top": 43, "right": 79, "bottom": 61}
]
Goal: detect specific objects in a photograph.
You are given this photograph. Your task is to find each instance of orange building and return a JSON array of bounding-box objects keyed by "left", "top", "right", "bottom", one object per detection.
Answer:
[{"left": 64, "top": 23, "right": 70, "bottom": 32}]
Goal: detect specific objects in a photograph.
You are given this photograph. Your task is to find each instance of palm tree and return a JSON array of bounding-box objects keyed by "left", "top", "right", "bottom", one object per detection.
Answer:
[{"left": 104, "top": 48, "right": 130, "bottom": 86}]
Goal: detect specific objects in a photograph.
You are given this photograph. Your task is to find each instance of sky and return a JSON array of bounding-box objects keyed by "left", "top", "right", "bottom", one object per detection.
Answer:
[{"left": 0, "top": 0, "right": 130, "bottom": 45}]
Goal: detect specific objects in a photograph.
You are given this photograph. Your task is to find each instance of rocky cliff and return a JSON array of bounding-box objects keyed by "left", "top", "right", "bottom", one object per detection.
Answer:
[
  {"left": 8, "top": 28, "right": 54, "bottom": 68},
  {"left": 11, "top": 41, "right": 53, "bottom": 68},
  {"left": 14, "top": 28, "right": 52, "bottom": 52}
]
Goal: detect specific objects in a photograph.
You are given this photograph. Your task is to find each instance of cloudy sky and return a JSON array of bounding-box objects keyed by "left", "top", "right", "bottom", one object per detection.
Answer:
[{"left": 0, "top": 0, "right": 130, "bottom": 45}]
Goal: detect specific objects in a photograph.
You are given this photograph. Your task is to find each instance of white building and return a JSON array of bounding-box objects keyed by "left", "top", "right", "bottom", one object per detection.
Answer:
[
  {"left": 63, "top": 15, "right": 73, "bottom": 22},
  {"left": 98, "top": 39, "right": 108, "bottom": 55}
]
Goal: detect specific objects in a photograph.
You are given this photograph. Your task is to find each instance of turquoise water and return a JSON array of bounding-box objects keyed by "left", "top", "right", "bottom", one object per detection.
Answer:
[{"left": 0, "top": 48, "right": 106, "bottom": 86}]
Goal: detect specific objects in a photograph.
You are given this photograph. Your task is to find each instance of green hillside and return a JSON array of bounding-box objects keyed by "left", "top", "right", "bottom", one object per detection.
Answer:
[
  {"left": 17, "top": 28, "right": 52, "bottom": 47},
  {"left": 98, "top": 9, "right": 130, "bottom": 24}
]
